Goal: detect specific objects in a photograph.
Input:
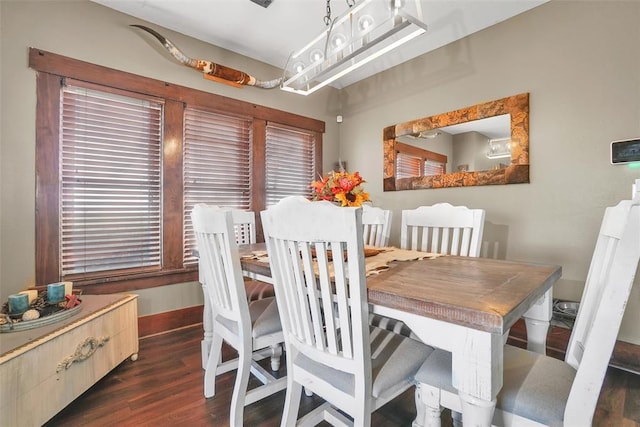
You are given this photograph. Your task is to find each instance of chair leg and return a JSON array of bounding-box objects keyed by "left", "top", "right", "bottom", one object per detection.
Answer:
[
  {"left": 270, "top": 343, "right": 283, "bottom": 371},
  {"left": 413, "top": 383, "right": 443, "bottom": 427},
  {"left": 280, "top": 378, "right": 303, "bottom": 427},
  {"left": 230, "top": 343, "right": 252, "bottom": 427},
  {"left": 201, "top": 290, "right": 213, "bottom": 369},
  {"left": 204, "top": 333, "right": 223, "bottom": 398},
  {"left": 451, "top": 411, "right": 463, "bottom": 427},
  {"left": 201, "top": 338, "right": 211, "bottom": 370},
  {"left": 353, "top": 407, "right": 371, "bottom": 427}
]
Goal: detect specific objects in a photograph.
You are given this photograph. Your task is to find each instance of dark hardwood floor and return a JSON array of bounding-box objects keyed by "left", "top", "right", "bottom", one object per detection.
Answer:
[{"left": 45, "top": 324, "right": 640, "bottom": 427}]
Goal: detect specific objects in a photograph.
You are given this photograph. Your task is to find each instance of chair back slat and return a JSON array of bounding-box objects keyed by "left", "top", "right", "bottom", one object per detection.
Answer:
[
  {"left": 330, "top": 241, "right": 354, "bottom": 359},
  {"left": 564, "top": 199, "right": 640, "bottom": 423},
  {"left": 459, "top": 228, "right": 472, "bottom": 256},
  {"left": 273, "top": 239, "right": 306, "bottom": 340},
  {"left": 413, "top": 227, "right": 421, "bottom": 251},
  {"left": 401, "top": 203, "right": 485, "bottom": 257},
  {"left": 441, "top": 228, "right": 452, "bottom": 254},
  {"left": 262, "top": 196, "right": 368, "bottom": 374}
]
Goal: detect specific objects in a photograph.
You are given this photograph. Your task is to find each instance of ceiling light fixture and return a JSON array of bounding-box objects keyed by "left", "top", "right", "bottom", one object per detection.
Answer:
[
  {"left": 281, "top": 0, "right": 428, "bottom": 95},
  {"left": 486, "top": 138, "right": 512, "bottom": 159}
]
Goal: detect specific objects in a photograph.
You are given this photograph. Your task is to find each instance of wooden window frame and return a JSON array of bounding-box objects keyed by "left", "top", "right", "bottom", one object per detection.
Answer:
[{"left": 31, "top": 48, "right": 324, "bottom": 294}]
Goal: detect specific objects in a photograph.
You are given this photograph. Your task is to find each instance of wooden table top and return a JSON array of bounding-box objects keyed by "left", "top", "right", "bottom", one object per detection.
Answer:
[
  {"left": 239, "top": 244, "right": 562, "bottom": 334},
  {"left": 366, "top": 256, "right": 561, "bottom": 334}
]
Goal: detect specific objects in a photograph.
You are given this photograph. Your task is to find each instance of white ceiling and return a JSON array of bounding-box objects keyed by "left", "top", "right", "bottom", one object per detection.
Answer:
[
  {"left": 91, "top": 0, "right": 547, "bottom": 89},
  {"left": 440, "top": 114, "right": 511, "bottom": 139}
]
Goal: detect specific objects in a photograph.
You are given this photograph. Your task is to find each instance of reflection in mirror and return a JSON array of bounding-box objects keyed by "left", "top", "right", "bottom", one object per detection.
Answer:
[
  {"left": 383, "top": 93, "right": 529, "bottom": 190},
  {"left": 396, "top": 114, "right": 512, "bottom": 176}
]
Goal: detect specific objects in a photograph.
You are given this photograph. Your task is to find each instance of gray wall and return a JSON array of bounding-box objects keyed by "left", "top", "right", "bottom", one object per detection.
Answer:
[
  {"left": 1, "top": 1, "right": 639, "bottom": 344},
  {"left": 338, "top": 0, "right": 640, "bottom": 343}
]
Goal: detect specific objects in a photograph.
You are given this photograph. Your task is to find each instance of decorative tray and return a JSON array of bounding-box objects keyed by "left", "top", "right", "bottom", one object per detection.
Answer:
[
  {"left": 0, "top": 303, "right": 82, "bottom": 333},
  {"left": 1, "top": 292, "right": 83, "bottom": 333}
]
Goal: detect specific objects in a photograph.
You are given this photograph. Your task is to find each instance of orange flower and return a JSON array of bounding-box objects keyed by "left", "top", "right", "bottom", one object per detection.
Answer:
[{"left": 310, "top": 171, "right": 370, "bottom": 207}]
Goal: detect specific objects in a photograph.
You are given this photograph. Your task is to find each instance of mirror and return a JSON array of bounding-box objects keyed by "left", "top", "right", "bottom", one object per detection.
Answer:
[{"left": 383, "top": 93, "right": 529, "bottom": 190}]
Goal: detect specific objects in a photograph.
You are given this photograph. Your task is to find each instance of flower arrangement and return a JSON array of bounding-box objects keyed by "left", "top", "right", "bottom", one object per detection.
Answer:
[{"left": 310, "top": 170, "right": 370, "bottom": 207}]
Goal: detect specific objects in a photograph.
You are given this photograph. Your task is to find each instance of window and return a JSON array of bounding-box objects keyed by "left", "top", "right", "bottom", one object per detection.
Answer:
[
  {"left": 265, "top": 123, "right": 316, "bottom": 206},
  {"left": 60, "top": 82, "right": 163, "bottom": 277},
  {"left": 424, "top": 159, "right": 446, "bottom": 176},
  {"left": 396, "top": 152, "right": 422, "bottom": 179},
  {"left": 395, "top": 141, "right": 447, "bottom": 178},
  {"left": 182, "top": 108, "right": 252, "bottom": 266},
  {"left": 31, "top": 48, "right": 324, "bottom": 293}
]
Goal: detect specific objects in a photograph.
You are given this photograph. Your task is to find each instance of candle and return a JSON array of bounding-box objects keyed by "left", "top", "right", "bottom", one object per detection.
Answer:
[
  {"left": 19, "top": 289, "right": 38, "bottom": 304},
  {"left": 8, "top": 293, "right": 29, "bottom": 315},
  {"left": 47, "top": 283, "right": 65, "bottom": 303},
  {"left": 63, "top": 281, "right": 73, "bottom": 296}
]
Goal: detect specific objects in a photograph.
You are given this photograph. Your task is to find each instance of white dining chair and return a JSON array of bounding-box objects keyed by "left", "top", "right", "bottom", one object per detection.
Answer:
[
  {"left": 191, "top": 204, "right": 286, "bottom": 426},
  {"left": 261, "top": 196, "right": 434, "bottom": 426},
  {"left": 412, "top": 195, "right": 640, "bottom": 427},
  {"left": 362, "top": 204, "right": 392, "bottom": 247},
  {"left": 400, "top": 203, "right": 485, "bottom": 257},
  {"left": 200, "top": 208, "right": 275, "bottom": 368},
  {"left": 376, "top": 203, "right": 486, "bottom": 341},
  {"left": 228, "top": 208, "right": 275, "bottom": 299},
  {"left": 361, "top": 204, "right": 416, "bottom": 337}
]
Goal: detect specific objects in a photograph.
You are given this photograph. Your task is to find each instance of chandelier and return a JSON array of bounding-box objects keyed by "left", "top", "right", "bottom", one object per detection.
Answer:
[
  {"left": 486, "top": 138, "right": 513, "bottom": 159},
  {"left": 281, "top": 0, "right": 428, "bottom": 95}
]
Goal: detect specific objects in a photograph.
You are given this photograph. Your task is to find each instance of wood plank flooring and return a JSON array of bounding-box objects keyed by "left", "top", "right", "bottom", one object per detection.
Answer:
[{"left": 45, "top": 324, "right": 640, "bottom": 426}]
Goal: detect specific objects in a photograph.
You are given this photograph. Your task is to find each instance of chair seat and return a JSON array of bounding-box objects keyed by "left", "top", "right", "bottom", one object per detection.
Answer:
[
  {"left": 416, "top": 346, "right": 576, "bottom": 426},
  {"left": 250, "top": 297, "right": 281, "bottom": 338},
  {"left": 217, "top": 297, "right": 282, "bottom": 340},
  {"left": 244, "top": 278, "right": 275, "bottom": 302},
  {"left": 369, "top": 312, "right": 418, "bottom": 340},
  {"left": 296, "top": 326, "right": 432, "bottom": 399}
]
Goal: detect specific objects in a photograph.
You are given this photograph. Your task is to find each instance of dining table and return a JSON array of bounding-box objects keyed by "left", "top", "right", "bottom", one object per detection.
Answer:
[{"left": 234, "top": 243, "right": 562, "bottom": 426}]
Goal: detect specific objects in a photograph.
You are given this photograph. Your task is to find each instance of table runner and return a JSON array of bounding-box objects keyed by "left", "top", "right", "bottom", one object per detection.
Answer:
[{"left": 241, "top": 246, "right": 442, "bottom": 277}]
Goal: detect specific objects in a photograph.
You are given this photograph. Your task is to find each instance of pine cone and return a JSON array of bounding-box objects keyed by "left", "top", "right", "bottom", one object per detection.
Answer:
[{"left": 32, "top": 292, "right": 49, "bottom": 311}]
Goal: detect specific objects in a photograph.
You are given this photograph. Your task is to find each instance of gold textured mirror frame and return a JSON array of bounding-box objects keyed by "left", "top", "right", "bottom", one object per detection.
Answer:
[{"left": 383, "top": 93, "right": 529, "bottom": 190}]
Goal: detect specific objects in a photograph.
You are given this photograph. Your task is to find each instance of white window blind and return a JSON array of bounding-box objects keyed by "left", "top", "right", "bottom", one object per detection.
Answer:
[
  {"left": 396, "top": 152, "right": 422, "bottom": 178},
  {"left": 424, "top": 159, "right": 445, "bottom": 176},
  {"left": 183, "top": 108, "right": 252, "bottom": 265},
  {"left": 265, "top": 123, "right": 315, "bottom": 206},
  {"left": 60, "top": 84, "right": 163, "bottom": 276}
]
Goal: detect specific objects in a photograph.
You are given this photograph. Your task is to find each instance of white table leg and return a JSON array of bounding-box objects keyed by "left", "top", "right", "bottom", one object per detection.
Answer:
[
  {"left": 451, "top": 329, "right": 502, "bottom": 427},
  {"left": 372, "top": 306, "right": 503, "bottom": 427},
  {"left": 523, "top": 289, "right": 553, "bottom": 354}
]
